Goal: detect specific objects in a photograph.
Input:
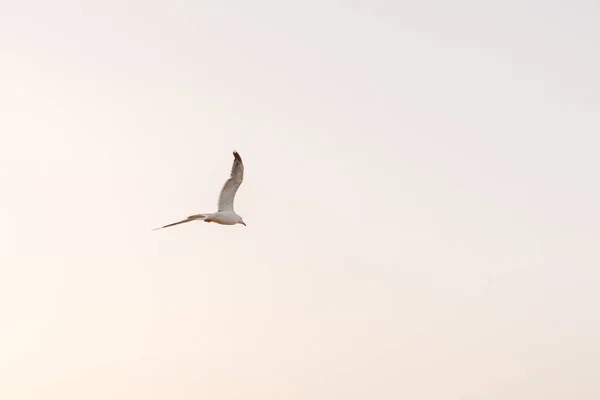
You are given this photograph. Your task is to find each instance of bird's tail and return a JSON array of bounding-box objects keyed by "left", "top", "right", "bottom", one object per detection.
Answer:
[{"left": 153, "top": 214, "right": 206, "bottom": 230}]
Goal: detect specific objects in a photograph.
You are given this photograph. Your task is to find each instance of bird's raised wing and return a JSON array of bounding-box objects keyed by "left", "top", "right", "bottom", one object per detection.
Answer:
[{"left": 217, "top": 151, "right": 244, "bottom": 211}]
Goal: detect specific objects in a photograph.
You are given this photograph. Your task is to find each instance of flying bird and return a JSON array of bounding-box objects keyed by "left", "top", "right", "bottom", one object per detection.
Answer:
[{"left": 154, "top": 151, "right": 246, "bottom": 230}]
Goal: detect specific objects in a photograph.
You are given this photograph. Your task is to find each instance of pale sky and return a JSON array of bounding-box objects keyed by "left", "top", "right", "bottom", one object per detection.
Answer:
[{"left": 1, "top": 0, "right": 599, "bottom": 399}]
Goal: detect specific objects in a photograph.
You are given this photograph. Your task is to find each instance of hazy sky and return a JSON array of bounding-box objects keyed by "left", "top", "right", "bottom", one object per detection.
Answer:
[{"left": 1, "top": 1, "right": 599, "bottom": 399}]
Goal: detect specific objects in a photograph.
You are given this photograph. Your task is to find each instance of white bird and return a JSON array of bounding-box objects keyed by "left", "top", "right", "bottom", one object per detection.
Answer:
[{"left": 154, "top": 151, "right": 247, "bottom": 230}]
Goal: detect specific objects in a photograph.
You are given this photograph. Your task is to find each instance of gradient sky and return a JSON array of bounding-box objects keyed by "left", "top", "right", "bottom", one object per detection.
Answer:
[{"left": 1, "top": 1, "right": 599, "bottom": 399}]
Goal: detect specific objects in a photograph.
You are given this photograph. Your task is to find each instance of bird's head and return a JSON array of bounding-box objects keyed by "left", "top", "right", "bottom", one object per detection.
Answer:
[{"left": 237, "top": 216, "right": 247, "bottom": 226}]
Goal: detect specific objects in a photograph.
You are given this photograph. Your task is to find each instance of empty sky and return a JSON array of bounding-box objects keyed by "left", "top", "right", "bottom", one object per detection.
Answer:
[{"left": 1, "top": 0, "right": 599, "bottom": 399}]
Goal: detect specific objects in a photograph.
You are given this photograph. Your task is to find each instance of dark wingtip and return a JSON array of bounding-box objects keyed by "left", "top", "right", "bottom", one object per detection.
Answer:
[{"left": 233, "top": 150, "right": 242, "bottom": 161}]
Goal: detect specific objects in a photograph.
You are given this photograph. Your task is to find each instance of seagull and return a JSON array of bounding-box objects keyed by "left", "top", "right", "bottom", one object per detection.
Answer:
[{"left": 154, "top": 151, "right": 247, "bottom": 230}]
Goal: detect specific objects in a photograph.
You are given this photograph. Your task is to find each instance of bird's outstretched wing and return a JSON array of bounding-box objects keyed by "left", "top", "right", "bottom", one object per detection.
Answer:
[
  {"left": 217, "top": 151, "right": 244, "bottom": 211},
  {"left": 153, "top": 214, "right": 205, "bottom": 230}
]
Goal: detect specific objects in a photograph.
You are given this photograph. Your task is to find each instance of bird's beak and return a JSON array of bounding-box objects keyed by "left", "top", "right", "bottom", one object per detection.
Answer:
[{"left": 241, "top": 222, "right": 247, "bottom": 226}]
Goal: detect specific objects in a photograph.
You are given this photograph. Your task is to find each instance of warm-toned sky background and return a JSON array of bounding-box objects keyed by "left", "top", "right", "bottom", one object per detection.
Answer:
[{"left": 1, "top": 1, "right": 599, "bottom": 399}]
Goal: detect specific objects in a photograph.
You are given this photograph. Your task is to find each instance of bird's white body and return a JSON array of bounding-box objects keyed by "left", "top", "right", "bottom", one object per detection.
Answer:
[
  {"left": 155, "top": 151, "right": 247, "bottom": 230},
  {"left": 201, "top": 211, "right": 243, "bottom": 226}
]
